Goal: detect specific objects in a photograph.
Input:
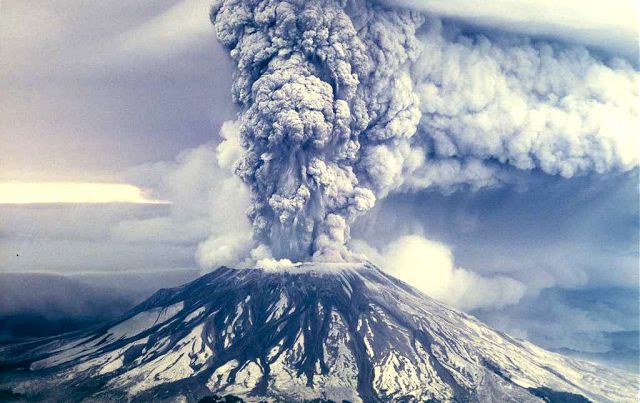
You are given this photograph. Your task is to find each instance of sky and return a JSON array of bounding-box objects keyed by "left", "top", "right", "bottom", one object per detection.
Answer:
[
  {"left": 0, "top": 0, "right": 638, "bottom": 367},
  {"left": 0, "top": 0, "right": 236, "bottom": 181}
]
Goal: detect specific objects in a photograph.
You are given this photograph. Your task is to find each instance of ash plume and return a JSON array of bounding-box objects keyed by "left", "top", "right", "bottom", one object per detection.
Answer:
[
  {"left": 211, "top": 0, "right": 424, "bottom": 261},
  {"left": 210, "top": 0, "right": 639, "bottom": 262}
]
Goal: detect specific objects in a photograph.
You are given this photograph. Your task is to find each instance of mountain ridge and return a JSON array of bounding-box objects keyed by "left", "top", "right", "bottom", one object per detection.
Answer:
[{"left": 0, "top": 263, "right": 636, "bottom": 402}]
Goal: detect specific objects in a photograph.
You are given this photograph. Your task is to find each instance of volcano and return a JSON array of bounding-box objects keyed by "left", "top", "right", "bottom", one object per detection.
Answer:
[{"left": 0, "top": 262, "right": 636, "bottom": 402}]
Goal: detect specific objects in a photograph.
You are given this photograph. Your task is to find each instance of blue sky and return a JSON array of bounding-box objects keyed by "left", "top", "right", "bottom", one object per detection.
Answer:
[{"left": 0, "top": 0, "right": 638, "bottom": 366}]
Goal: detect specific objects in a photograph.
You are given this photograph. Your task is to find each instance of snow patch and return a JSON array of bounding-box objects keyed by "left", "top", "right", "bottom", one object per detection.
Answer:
[
  {"left": 184, "top": 306, "right": 207, "bottom": 323},
  {"left": 267, "top": 291, "right": 289, "bottom": 322},
  {"left": 107, "top": 301, "right": 184, "bottom": 341}
]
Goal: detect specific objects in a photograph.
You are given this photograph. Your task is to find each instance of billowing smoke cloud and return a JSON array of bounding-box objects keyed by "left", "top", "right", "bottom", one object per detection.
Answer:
[
  {"left": 410, "top": 20, "right": 639, "bottom": 179},
  {"left": 211, "top": 0, "right": 639, "bottom": 262},
  {"left": 351, "top": 235, "right": 526, "bottom": 310},
  {"left": 119, "top": 121, "right": 255, "bottom": 270},
  {"left": 365, "top": 19, "right": 639, "bottom": 194},
  {"left": 211, "top": 0, "right": 424, "bottom": 261}
]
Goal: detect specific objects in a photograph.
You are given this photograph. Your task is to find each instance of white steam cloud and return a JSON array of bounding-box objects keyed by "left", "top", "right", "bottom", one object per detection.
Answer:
[
  {"left": 119, "top": 121, "right": 256, "bottom": 270},
  {"left": 210, "top": 0, "right": 639, "bottom": 262},
  {"left": 351, "top": 235, "right": 526, "bottom": 310},
  {"left": 195, "top": 121, "right": 255, "bottom": 268}
]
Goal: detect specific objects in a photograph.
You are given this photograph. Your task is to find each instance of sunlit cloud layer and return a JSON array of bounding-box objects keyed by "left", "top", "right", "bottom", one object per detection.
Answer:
[
  {"left": 385, "top": 0, "right": 639, "bottom": 60},
  {"left": 0, "top": 182, "right": 170, "bottom": 204}
]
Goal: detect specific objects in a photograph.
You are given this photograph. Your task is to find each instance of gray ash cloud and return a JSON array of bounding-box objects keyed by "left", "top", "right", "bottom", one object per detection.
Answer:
[{"left": 210, "top": 0, "right": 638, "bottom": 262}]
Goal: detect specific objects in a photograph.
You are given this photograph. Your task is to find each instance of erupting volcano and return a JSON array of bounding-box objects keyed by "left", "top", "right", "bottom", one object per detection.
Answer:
[{"left": 1, "top": 262, "right": 635, "bottom": 402}]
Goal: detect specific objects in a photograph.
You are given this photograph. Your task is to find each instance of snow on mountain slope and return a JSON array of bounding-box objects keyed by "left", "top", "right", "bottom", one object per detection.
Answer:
[{"left": 0, "top": 262, "right": 637, "bottom": 402}]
